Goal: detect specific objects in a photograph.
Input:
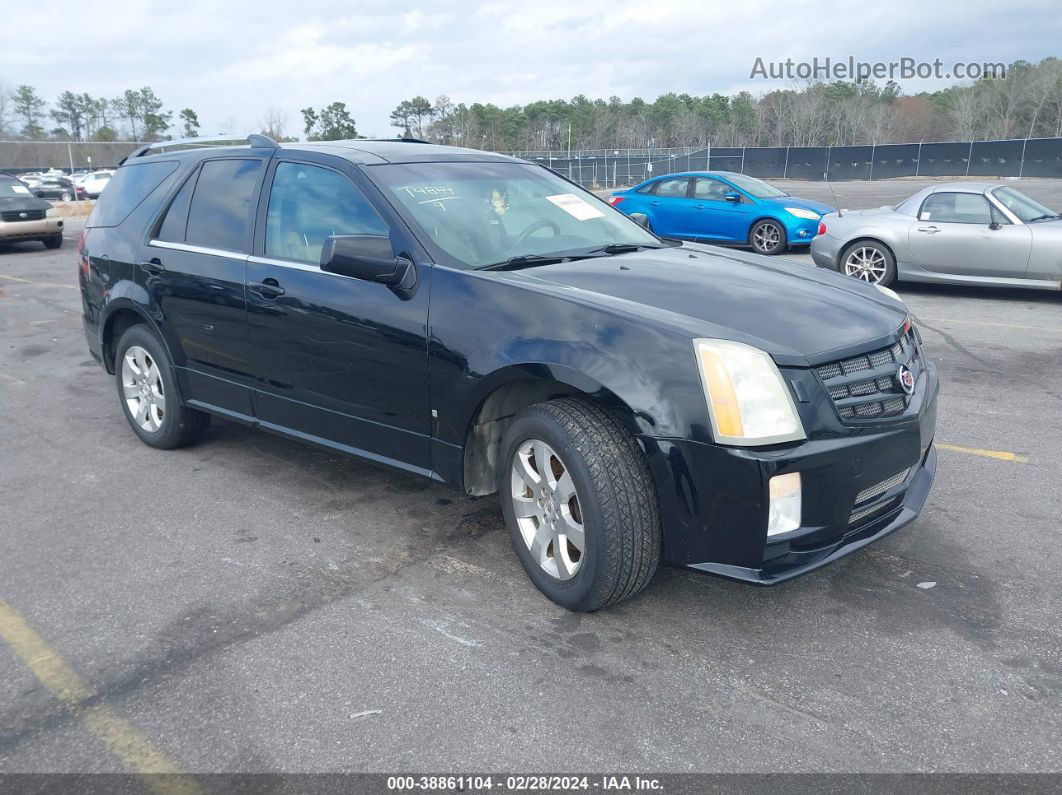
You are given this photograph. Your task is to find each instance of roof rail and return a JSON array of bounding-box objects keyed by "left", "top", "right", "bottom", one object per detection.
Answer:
[
  {"left": 356, "top": 137, "right": 432, "bottom": 144},
  {"left": 120, "top": 134, "right": 279, "bottom": 164}
]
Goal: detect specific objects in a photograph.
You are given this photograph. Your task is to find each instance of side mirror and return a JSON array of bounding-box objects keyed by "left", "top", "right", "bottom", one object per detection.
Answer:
[
  {"left": 321, "top": 235, "right": 415, "bottom": 289},
  {"left": 724, "top": 192, "right": 742, "bottom": 203},
  {"left": 631, "top": 214, "right": 651, "bottom": 229},
  {"left": 989, "top": 221, "right": 1002, "bottom": 231}
]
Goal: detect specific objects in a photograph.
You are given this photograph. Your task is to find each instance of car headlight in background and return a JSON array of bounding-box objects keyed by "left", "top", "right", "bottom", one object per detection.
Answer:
[
  {"left": 784, "top": 207, "right": 822, "bottom": 221},
  {"left": 874, "top": 284, "right": 905, "bottom": 305},
  {"left": 693, "top": 339, "right": 806, "bottom": 446}
]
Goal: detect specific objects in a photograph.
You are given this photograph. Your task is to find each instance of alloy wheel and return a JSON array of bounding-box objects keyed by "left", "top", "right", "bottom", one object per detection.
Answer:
[
  {"left": 843, "top": 246, "right": 888, "bottom": 283},
  {"left": 509, "top": 439, "right": 585, "bottom": 581},
  {"left": 121, "top": 345, "right": 166, "bottom": 433},
  {"left": 753, "top": 223, "right": 781, "bottom": 252}
]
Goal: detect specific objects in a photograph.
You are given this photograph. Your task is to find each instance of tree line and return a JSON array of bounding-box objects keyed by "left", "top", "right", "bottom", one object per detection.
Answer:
[{"left": 2, "top": 57, "right": 1059, "bottom": 151}]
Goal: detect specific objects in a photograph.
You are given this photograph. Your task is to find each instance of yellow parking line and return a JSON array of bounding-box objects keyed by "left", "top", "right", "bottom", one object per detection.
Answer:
[
  {"left": 0, "top": 599, "right": 200, "bottom": 795},
  {"left": 938, "top": 443, "right": 1029, "bottom": 463},
  {"left": 0, "top": 273, "right": 79, "bottom": 290}
]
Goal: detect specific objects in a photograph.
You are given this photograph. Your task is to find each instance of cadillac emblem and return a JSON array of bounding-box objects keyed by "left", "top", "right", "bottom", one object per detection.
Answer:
[{"left": 897, "top": 364, "right": 915, "bottom": 395}]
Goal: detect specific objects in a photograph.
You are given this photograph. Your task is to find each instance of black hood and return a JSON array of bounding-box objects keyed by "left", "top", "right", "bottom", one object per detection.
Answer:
[
  {"left": 510, "top": 245, "right": 907, "bottom": 366},
  {"left": 0, "top": 194, "right": 52, "bottom": 213}
]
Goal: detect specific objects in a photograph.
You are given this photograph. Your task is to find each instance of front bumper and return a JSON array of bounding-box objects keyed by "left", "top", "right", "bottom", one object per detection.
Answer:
[
  {"left": 642, "top": 361, "right": 939, "bottom": 583},
  {"left": 783, "top": 217, "right": 821, "bottom": 246},
  {"left": 0, "top": 217, "right": 63, "bottom": 242}
]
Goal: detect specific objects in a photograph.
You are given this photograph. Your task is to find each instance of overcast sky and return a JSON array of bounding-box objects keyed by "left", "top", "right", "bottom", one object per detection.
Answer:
[{"left": 1, "top": 0, "right": 1058, "bottom": 140}]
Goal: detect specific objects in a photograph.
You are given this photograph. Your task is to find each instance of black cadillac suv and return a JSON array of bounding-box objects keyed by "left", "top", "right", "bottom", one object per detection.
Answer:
[{"left": 78, "top": 135, "right": 938, "bottom": 611}]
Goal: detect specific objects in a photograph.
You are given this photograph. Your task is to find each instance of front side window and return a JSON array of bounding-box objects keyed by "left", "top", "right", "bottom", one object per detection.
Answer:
[
  {"left": 694, "top": 178, "right": 733, "bottom": 201},
  {"left": 265, "top": 162, "right": 389, "bottom": 264},
  {"left": 919, "top": 192, "right": 992, "bottom": 225},
  {"left": 369, "top": 161, "right": 659, "bottom": 270},
  {"left": 184, "top": 159, "right": 263, "bottom": 252}
]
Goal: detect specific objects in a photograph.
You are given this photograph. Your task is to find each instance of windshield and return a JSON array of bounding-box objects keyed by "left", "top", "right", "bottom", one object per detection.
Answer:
[
  {"left": 0, "top": 180, "right": 33, "bottom": 198},
  {"left": 725, "top": 174, "right": 787, "bottom": 199},
  {"left": 370, "top": 161, "right": 659, "bottom": 269},
  {"left": 991, "top": 186, "right": 1057, "bottom": 222}
]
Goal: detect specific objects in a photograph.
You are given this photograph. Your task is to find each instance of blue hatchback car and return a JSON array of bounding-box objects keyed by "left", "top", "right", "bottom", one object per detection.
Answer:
[{"left": 609, "top": 171, "right": 834, "bottom": 255}]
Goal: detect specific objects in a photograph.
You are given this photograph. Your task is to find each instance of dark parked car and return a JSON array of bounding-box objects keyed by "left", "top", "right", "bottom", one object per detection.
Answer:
[
  {"left": 33, "top": 176, "right": 86, "bottom": 202},
  {"left": 0, "top": 174, "right": 64, "bottom": 248},
  {"left": 79, "top": 136, "right": 938, "bottom": 611}
]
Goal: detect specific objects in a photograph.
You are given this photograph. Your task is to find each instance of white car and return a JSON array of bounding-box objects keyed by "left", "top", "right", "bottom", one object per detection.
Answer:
[{"left": 81, "top": 171, "right": 114, "bottom": 199}]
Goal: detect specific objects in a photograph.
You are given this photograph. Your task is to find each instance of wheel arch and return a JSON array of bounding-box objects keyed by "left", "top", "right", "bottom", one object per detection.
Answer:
[
  {"left": 838, "top": 236, "right": 899, "bottom": 273},
  {"left": 459, "top": 365, "right": 643, "bottom": 497},
  {"left": 99, "top": 300, "right": 169, "bottom": 375}
]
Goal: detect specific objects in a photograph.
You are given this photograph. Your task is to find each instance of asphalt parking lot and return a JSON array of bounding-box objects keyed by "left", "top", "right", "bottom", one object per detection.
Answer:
[{"left": 1, "top": 181, "right": 1060, "bottom": 776}]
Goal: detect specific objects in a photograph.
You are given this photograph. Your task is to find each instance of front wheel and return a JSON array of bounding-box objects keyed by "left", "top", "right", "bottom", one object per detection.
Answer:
[
  {"left": 498, "top": 398, "right": 661, "bottom": 611},
  {"left": 750, "top": 220, "right": 787, "bottom": 255},
  {"left": 841, "top": 241, "right": 896, "bottom": 286},
  {"left": 114, "top": 324, "right": 210, "bottom": 449},
  {"left": 43, "top": 234, "right": 63, "bottom": 250}
]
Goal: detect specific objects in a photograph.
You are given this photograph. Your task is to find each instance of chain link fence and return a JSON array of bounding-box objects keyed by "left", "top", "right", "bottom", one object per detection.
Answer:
[
  {"left": 508, "top": 138, "right": 1062, "bottom": 189},
  {"left": 0, "top": 140, "right": 143, "bottom": 175}
]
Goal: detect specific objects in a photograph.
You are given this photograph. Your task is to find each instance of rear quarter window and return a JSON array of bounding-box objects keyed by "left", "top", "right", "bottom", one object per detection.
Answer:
[{"left": 86, "top": 160, "right": 178, "bottom": 228}]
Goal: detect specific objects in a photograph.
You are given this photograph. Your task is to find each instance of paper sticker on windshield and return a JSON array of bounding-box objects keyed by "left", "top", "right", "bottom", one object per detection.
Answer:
[
  {"left": 11, "top": 184, "right": 30, "bottom": 194},
  {"left": 546, "top": 193, "right": 604, "bottom": 221}
]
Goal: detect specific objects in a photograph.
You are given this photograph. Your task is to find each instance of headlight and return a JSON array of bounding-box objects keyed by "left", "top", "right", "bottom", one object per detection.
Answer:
[
  {"left": 693, "top": 339, "right": 806, "bottom": 446},
  {"left": 874, "top": 284, "right": 904, "bottom": 305},
  {"left": 785, "top": 207, "right": 821, "bottom": 221}
]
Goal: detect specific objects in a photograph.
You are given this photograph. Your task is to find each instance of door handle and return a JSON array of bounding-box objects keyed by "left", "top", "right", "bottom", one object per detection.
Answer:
[
  {"left": 649, "top": 200, "right": 660, "bottom": 206},
  {"left": 917, "top": 226, "right": 940, "bottom": 234},
  {"left": 249, "top": 279, "right": 285, "bottom": 299},
  {"left": 140, "top": 258, "right": 165, "bottom": 275}
]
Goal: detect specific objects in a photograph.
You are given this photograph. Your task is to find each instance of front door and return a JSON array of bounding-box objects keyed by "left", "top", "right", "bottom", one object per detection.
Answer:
[
  {"left": 646, "top": 177, "right": 693, "bottom": 237},
  {"left": 691, "top": 177, "right": 749, "bottom": 241},
  {"left": 909, "top": 191, "right": 1033, "bottom": 278},
  {"left": 246, "top": 157, "right": 432, "bottom": 474}
]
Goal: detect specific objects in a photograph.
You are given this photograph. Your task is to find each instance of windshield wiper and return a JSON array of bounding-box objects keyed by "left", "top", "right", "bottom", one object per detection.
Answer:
[
  {"left": 582, "top": 242, "right": 665, "bottom": 255},
  {"left": 476, "top": 254, "right": 575, "bottom": 271}
]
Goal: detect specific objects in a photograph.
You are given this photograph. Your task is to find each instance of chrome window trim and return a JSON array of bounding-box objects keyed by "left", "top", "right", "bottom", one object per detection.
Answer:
[
  {"left": 985, "top": 190, "right": 1024, "bottom": 226},
  {"left": 247, "top": 255, "right": 322, "bottom": 274},
  {"left": 148, "top": 239, "right": 247, "bottom": 259}
]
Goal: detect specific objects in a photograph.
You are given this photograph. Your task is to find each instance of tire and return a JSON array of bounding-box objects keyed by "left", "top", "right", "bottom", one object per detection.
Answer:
[
  {"left": 60, "top": 191, "right": 72, "bottom": 202},
  {"left": 839, "top": 240, "right": 897, "bottom": 287},
  {"left": 114, "top": 324, "right": 210, "bottom": 449},
  {"left": 498, "top": 397, "right": 661, "bottom": 611},
  {"left": 43, "top": 234, "right": 63, "bottom": 250},
  {"left": 749, "top": 219, "right": 787, "bottom": 255}
]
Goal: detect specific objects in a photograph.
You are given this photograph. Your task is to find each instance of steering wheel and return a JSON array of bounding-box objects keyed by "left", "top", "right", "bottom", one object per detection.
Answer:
[{"left": 513, "top": 219, "right": 561, "bottom": 247}]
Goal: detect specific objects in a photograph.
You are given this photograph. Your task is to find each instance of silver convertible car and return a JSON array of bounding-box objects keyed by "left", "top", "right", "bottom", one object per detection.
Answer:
[{"left": 811, "top": 183, "right": 1062, "bottom": 291}]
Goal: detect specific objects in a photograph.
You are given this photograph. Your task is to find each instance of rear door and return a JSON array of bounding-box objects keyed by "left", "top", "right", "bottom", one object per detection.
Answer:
[
  {"left": 645, "top": 177, "right": 693, "bottom": 236},
  {"left": 143, "top": 157, "right": 267, "bottom": 419},
  {"left": 909, "top": 192, "right": 1032, "bottom": 278},
  {"left": 245, "top": 155, "right": 432, "bottom": 473}
]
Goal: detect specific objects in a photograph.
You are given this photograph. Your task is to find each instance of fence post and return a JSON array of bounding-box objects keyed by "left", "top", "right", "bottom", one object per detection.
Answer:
[
  {"left": 707, "top": 140, "right": 711, "bottom": 172},
  {"left": 740, "top": 146, "right": 746, "bottom": 174},
  {"left": 1018, "top": 138, "right": 1028, "bottom": 179},
  {"left": 825, "top": 145, "right": 831, "bottom": 181},
  {"left": 783, "top": 146, "right": 789, "bottom": 179},
  {"left": 966, "top": 141, "right": 973, "bottom": 176},
  {"left": 915, "top": 140, "right": 922, "bottom": 177},
  {"left": 67, "top": 142, "right": 82, "bottom": 217},
  {"left": 869, "top": 143, "right": 875, "bottom": 181}
]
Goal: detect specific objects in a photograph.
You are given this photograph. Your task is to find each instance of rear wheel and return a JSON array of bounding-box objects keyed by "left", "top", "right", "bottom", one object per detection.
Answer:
[
  {"left": 60, "top": 191, "right": 72, "bottom": 202},
  {"left": 498, "top": 398, "right": 661, "bottom": 611},
  {"left": 841, "top": 241, "right": 896, "bottom": 286},
  {"left": 43, "top": 234, "right": 62, "bottom": 250},
  {"left": 750, "top": 220, "right": 787, "bottom": 255},
  {"left": 114, "top": 324, "right": 210, "bottom": 449}
]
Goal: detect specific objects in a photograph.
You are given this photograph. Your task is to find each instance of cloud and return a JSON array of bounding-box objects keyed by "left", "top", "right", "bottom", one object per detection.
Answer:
[{"left": 0, "top": 0, "right": 1057, "bottom": 139}]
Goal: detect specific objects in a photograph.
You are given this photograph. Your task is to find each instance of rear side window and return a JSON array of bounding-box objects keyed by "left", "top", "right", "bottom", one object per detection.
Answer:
[
  {"left": 655, "top": 177, "right": 689, "bottom": 198},
  {"left": 87, "top": 160, "right": 178, "bottom": 228},
  {"left": 185, "top": 159, "right": 263, "bottom": 252},
  {"left": 155, "top": 169, "right": 200, "bottom": 243}
]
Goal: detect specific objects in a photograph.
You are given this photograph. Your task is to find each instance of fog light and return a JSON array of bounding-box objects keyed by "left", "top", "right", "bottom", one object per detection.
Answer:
[{"left": 768, "top": 472, "right": 801, "bottom": 536}]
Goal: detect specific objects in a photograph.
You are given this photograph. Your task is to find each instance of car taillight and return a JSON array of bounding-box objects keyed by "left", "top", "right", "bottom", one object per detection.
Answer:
[
  {"left": 609, "top": 196, "right": 624, "bottom": 206},
  {"left": 78, "top": 229, "right": 89, "bottom": 279},
  {"left": 817, "top": 221, "right": 826, "bottom": 236}
]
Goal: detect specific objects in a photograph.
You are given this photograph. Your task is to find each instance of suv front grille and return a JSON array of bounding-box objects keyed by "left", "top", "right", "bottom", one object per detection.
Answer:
[
  {"left": 818, "top": 328, "right": 920, "bottom": 422},
  {"left": 1, "top": 209, "right": 46, "bottom": 222}
]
